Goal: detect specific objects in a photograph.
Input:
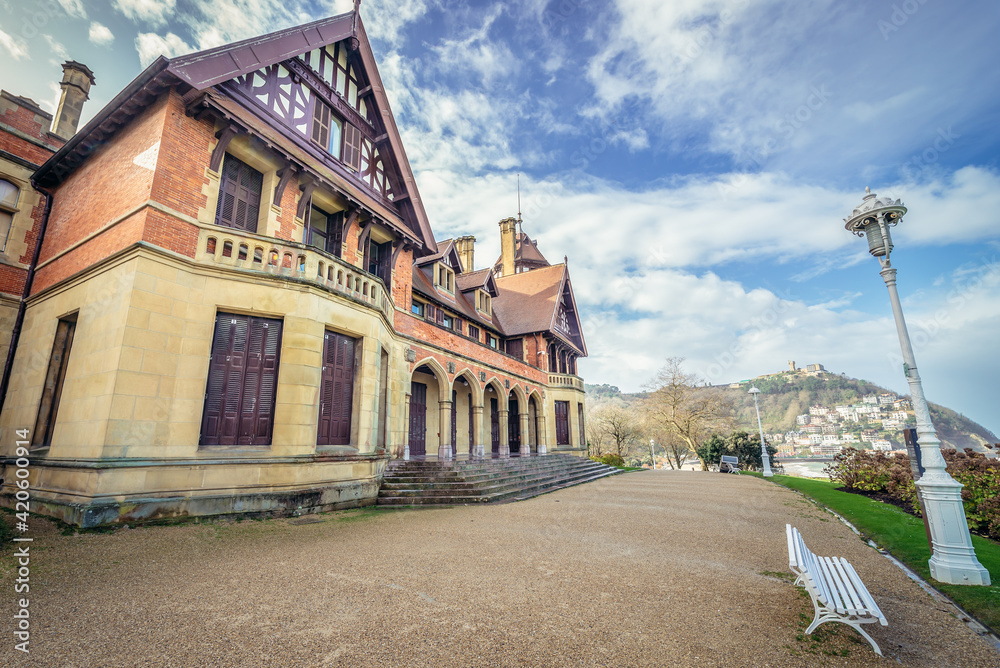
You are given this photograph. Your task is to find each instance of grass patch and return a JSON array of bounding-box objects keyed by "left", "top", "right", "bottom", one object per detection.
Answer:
[{"left": 754, "top": 472, "right": 1000, "bottom": 633}]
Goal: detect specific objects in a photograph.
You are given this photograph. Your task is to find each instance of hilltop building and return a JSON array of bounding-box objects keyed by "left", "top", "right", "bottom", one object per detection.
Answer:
[{"left": 0, "top": 11, "right": 588, "bottom": 526}]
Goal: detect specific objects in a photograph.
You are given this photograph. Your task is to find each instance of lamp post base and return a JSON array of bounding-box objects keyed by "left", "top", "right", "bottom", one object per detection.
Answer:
[{"left": 918, "top": 474, "right": 991, "bottom": 586}]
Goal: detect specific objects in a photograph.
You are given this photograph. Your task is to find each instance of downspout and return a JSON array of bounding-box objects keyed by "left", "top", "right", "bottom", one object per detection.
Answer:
[{"left": 0, "top": 184, "right": 54, "bottom": 413}]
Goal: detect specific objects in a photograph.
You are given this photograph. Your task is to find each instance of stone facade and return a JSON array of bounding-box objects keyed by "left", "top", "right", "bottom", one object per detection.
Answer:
[{"left": 0, "top": 13, "right": 588, "bottom": 526}]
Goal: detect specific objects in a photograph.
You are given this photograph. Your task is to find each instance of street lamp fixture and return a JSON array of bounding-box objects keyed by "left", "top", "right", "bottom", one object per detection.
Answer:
[
  {"left": 748, "top": 387, "right": 773, "bottom": 477},
  {"left": 844, "top": 188, "right": 989, "bottom": 586},
  {"left": 649, "top": 439, "right": 656, "bottom": 470}
]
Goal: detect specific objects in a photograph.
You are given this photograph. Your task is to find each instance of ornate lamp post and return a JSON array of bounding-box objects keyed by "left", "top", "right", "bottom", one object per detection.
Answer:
[
  {"left": 844, "top": 188, "right": 990, "bottom": 586},
  {"left": 748, "top": 387, "right": 773, "bottom": 477},
  {"left": 649, "top": 439, "right": 656, "bottom": 470}
]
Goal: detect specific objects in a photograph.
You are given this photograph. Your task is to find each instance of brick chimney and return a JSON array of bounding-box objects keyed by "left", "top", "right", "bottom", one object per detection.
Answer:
[
  {"left": 52, "top": 61, "right": 95, "bottom": 140},
  {"left": 455, "top": 235, "right": 476, "bottom": 274},
  {"left": 498, "top": 217, "right": 517, "bottom": 277}
]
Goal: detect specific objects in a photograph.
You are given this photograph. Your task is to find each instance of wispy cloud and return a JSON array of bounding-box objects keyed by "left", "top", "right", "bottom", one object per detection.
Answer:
[
  {"left": 0, "top": 29, "right": 29, "bottom": 61},
  {"left": 89, "top": 22, "right": 115, "bottom": 47},
  {"left": 113, "top": 0, "right": 177, "bottom": 29},
  {"left": 134, "top": 32, "right": 193, "bottom": 67}
]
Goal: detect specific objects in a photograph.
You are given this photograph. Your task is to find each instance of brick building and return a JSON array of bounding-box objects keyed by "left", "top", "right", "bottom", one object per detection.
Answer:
[{"left": 0, "top": 11, "right": 588, "bottom": 526}]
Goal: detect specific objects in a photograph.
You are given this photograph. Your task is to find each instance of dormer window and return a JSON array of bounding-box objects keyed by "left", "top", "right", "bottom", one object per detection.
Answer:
[
  {"left": 476, "top": 290, "right": 491, "bottom": 316},
  {"left": 435, "top": 263, "right": 454, "bottom": 294}
]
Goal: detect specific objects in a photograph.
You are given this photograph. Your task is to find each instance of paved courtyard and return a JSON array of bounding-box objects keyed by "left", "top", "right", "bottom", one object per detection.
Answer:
[{"left": 2, "top": 470, "right": 997, "bottom": 667}]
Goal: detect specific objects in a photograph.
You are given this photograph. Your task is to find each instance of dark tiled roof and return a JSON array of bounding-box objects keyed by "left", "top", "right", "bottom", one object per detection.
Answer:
[
  {"left": 491, "top": 264, "right": 565, "bottom": 336},
  {"left": 411, "top": 265, "right": 497, "bottom": 331}
]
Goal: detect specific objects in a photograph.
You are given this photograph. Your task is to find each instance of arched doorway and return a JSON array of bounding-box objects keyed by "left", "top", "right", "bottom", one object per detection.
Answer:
[
  {"left": 507, "top": 389, "right": 521, "bottom": 454},
  {"left": 483, "top": 380, "right": 505, "bottom": 455},
  {"left": 409, "top": 361, "right": 446, "bottom": 458},
  {"left": 528, "top": 394, "right": 540, "bottom": 453}
]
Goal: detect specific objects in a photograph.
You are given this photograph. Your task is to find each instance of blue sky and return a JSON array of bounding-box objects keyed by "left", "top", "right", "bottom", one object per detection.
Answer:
[{"left": 2, "top": 0, "right": 999, "bottom": 435}]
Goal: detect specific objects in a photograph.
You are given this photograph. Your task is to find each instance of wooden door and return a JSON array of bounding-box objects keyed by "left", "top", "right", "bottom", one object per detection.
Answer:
[
  {"left": 317, "top": 331, "right": 357, "bottom": 445},
  {"left": 490, "top": 397, "right": 500, "bottom": 453},
  {"left": 555, "top": 400, "right": 570, "bottom": 446},
  {"left": 467, "top": 393, "right": 474, "bottom": 449},
  {"left": 508, "top": 398, "right": 520, "bottom": 451},
  {"left": 32, "top": 315, "right": 77, "bottom": 449},
  {"left": 201, "top": 313, "right": 282, "bottom": 446},
  {"left": 409, "top": 381, "right": 427, "bottom": 456},
  {"left": 450, "top": 389, "right": 457, "bottom": 456}
]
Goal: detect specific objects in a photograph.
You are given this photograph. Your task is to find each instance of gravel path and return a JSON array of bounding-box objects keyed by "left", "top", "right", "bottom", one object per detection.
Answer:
[{"left": 2, "top": 470, "right": 997, "bottom": 667}]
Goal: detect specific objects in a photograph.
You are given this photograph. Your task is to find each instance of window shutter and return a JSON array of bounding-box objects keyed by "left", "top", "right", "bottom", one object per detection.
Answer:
[
  {"left": 215, "top": 155, "right": 263, "bottom": 233},
  {"left": 342, "top": 123, "right": 362, "bottom": 170},
  {"left": 425, "top": 304, "right": 435, "bottom": 321},
  {"left": 311, "top": 100, "right": 331, "bottom": 150},
  {"left": 436, "top": 308, "right": 444, "bottom": 325},
  {"left": 555, "top": 400, "right": 570, "bottom": 446},
  {"left": 318, "top": 331, "right": 357, "bottom": 446}
]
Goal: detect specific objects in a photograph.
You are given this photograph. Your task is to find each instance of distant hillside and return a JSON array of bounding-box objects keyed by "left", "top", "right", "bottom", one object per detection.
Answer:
[{"left": 586, "top": 373, "right": 997, "bottom": 452}]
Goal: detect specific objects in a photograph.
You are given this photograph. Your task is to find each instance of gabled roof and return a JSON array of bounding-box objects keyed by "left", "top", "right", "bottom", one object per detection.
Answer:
[
  {"left": 491, "top": 263, "right": 587, "bottom": 355},
  {"left": 411, "top": 264, "right": 498, "bottom": 332},
  {"left": 456, "top": 268, "right": 498, "bottom": 297},
  {"left": 413, "top": 239, "right": 462, "bottom": 273},
  {"left": 33, "top": 10, "right": 437, "bottom": 253}
]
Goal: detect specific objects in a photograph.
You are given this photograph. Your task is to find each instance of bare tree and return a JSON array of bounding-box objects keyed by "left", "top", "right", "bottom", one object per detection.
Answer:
[
  {"left": 589, "top": 403, "right": 645, "bottom": 459},
  {"left": 644, "top": 357, "right": 735, "bottom": 470}
]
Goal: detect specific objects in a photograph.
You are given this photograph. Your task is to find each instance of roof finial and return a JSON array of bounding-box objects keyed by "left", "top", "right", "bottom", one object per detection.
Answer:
[
  {"left": 352, "top": 0, "right": 361, "bottom": 36},
  {"left": 516, "top": 172, "right": 522, "bottom": 227},
  {"left": 865, "top": 185, "right": 870, "bottom": 195}
]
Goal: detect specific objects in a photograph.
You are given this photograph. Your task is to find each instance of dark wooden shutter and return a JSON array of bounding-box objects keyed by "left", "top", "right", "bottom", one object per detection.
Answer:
[
  {"left": 318, "top": 331, "right": 356, "bottom": 446},
  {"left": 200, "top": 314, "right": 281, "bottom": 446},
  {"left": 32, "top": 315, "right": 77, "bottom": 449},
  {"left": 555, "top": 400, "right": 570, "bottom": 446},
  {"left": 505, "top": 338, "right": 523, "bottom": 360},
  {"left": 215, "top": 155, "right": 262, "bottom": 232},
  {"left": 311, "top": 99, "right": 331, "bottom": 150},
  {"left": 425, "top": 304, "right": 435, "bottom": 322},
  {"left": 342, "top": 123, "right": 362, "bottom": 170},
  {"left": 490, "top": 398, "right": 500, "bottom": 453},
  {"left": 409, "top": 382, "right": 427, "bottom": 456}
]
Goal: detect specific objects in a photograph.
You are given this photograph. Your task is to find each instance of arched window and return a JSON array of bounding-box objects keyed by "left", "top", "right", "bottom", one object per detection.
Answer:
[{"left": 0, "top": 179, "right": 21, "bottom": 252}]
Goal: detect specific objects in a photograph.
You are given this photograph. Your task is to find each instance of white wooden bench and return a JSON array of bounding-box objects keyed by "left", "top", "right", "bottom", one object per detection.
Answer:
[
  {"left": 719, "top": 455, "right": 740, "bottom": 474},
  {"left": 786, "top": 524, "right": 887, "bottom": 656}
]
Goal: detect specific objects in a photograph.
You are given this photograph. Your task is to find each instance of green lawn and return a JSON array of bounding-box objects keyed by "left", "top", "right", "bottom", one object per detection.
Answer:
[{"left": 751, "top": 472, "right": 1000, "bottom": 633}]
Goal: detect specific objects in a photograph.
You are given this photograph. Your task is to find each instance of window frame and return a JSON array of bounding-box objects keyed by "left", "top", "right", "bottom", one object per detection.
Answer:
[{"left": 0, "top": 178, "right": 20, "bottom": 253}]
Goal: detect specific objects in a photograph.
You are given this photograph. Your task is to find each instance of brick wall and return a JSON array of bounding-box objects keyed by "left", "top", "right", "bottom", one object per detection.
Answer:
[
  {"left": 149, "top": 91, "right": 212, "bottom": 222},
  {"left": 391, "top": 247, "right": 412, "bottom": 310},
  {"left": 0, "top": 95, "right": 64, "bottom": 166},
  {"left": 397, "top": 311, "right": 547, "bottom": 385}
]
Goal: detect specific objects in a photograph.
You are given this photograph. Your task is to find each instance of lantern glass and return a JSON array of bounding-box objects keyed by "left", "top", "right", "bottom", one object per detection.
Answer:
[{"left": 864, "top": 219, "right": 892, "bottom": 256}]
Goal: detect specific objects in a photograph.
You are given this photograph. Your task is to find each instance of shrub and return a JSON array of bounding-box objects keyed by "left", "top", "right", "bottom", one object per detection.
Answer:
[
  {"left": 826, "top": 445, "right": 1000, "bottom": 539},
  {"left": 595, "top": 453, "right": 625, "bottom": 468}
]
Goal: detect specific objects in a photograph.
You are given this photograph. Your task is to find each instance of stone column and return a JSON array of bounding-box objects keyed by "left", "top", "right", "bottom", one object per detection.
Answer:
[
  {"left": 519, "top": 412, "right": 531, "bottom": 456},
  {"left": 498, "top": 409, "right": 510, "bottom": 457},
  {"left": 471, "top": 405, "right": 485, "bottom": 458},
  {"left": 438, "top": 400, "right": 453, "bottom": 459}
]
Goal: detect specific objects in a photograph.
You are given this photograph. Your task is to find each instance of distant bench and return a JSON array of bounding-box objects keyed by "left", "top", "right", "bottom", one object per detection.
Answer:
[
  {"left": 719, "top": 455, "right": 740, "bottom": 474},
  {"left": 786, "top": 524, "right": 887, "bottom": 656}
]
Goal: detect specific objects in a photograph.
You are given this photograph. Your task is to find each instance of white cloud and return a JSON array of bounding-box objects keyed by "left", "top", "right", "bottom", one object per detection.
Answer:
[
  {"left": 134, "top": 32, "right": 194, "bottom": 67},
  {"left": 89, "top": 22, "right": 115, "bottom": 46},
  {"left": 113, "top": 0, "right": 177, "bottom": 28},
  {"left": 55, "top": 0, "right": 87, "bottom": 19},
  {"left": 427, "top": 6, "right": 516, "bottom": 85},
  {"left": 0, "top": 29, "right": 29, "bottom": 61}
]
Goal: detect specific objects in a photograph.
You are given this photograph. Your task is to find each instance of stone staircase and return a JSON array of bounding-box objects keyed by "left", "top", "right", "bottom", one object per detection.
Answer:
[{"left": 376, "top": 454, "right": 622, "bottom": 506}]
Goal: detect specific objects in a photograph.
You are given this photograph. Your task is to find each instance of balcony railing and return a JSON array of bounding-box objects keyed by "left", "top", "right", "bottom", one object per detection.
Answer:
[
  {"left": 548, "top": 373, "right": 584, "bottom": 390},
  {"left": 196, "top": 228, "right": 394, "bottom": 323}
]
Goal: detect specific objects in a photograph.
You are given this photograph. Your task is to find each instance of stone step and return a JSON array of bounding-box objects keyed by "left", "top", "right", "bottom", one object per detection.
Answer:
[
  {"left": 376, "top": 455, "right": 621, "bottom": 507},
  {"left": 376, "top": 468, "right": 619, "bottom": 506},
  {"left": 380, "top": 463, "right": 613, "bottom": 491}
]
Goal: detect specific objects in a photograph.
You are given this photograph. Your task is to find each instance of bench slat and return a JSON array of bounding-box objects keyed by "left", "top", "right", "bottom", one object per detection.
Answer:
[
  {"left": 830, "top": 557, "right": 867, "bottom": 615},
  {"left": 817, "top": 557, "right": 851, "bottom": 614},
  {"left": 838, "top": 558, "right": 887, "bottom": 625}
]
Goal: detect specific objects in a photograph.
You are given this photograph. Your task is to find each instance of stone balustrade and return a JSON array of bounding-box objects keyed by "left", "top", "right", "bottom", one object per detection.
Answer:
[
  {"left": 547, "top": 373, "right": 584, "bottom": 390},
  {"left": 196, "top": 228, "right": 394, "bottom": 323}
]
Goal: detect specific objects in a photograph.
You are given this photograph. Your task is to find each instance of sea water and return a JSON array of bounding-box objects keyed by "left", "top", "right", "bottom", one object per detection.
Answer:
[{"left": 779, "top": 460, "right": 829, "bottom": 479}]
